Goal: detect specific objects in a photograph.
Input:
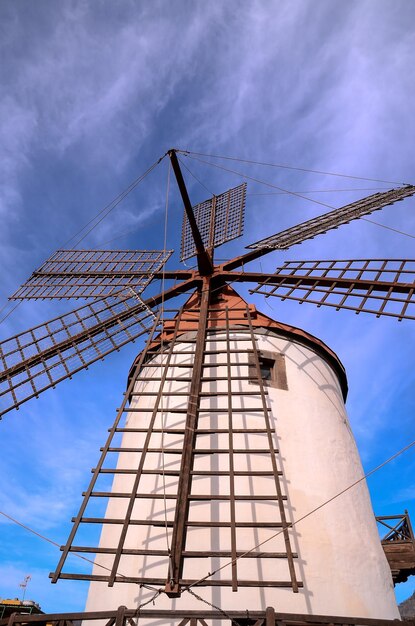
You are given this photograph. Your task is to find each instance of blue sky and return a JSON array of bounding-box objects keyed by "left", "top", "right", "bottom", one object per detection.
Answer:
[{"left": 1, "top": 0, "right": 415, "bottom": 613}]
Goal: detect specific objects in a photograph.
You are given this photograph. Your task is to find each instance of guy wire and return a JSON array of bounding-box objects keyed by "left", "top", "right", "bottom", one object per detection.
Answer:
[
  {"left": 177, "top": 156, "right": 214, "bottom": 196},
  {"left": 0, "top": 154, "right": 167, "bottom": 328},
  {"left": 183, "top": 153, "right": 335, "bottom": 210},
  {"left": 0, "top": 510, "right": 128, "bottom": 580},
  {"left": 183, "top": 153, "right": 415, "bottom": 242},
  {"left": 0, "top": 301, "right": 21, "bottom": 327},
  {"left": 177, "top": 149, "right": 409, "bottom": 186},
  {"left": 71, "top": 157, "right": 164, "bottom": 248}
]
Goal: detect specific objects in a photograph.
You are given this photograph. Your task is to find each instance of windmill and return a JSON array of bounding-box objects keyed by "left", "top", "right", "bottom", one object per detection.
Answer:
[{"left": 1, "top": 149, "right": 415, "bottom": 622}]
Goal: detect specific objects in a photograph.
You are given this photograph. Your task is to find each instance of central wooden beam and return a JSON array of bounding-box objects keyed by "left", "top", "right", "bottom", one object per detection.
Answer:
[
  {"left": 168, "top": 149, "right": 214, "bottom": 276},
  {"left": 165, "top": 276, "right": 211, "bottom": 597}
]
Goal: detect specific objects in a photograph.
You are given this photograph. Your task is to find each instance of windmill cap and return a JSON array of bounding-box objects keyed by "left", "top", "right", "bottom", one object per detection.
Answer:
[{"left": 128, "top": 285, "right": 348, "bottom": 401}]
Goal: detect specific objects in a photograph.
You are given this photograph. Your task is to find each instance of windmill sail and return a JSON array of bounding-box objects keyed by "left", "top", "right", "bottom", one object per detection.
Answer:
[
  {"left": 0, "top": 291, "right": 158, "bottom": 417},
  {"left": 247, "top": 185, "right": 415, "bottom": 251},
  {"left": 10, "top": 249, "right": 172, "bottom": 300},
  {"left": 181, "top": 183, "right": 246, "bottom": 261},
  {"left": 251, "top": 259, "right": 415, "bottom": 320}
]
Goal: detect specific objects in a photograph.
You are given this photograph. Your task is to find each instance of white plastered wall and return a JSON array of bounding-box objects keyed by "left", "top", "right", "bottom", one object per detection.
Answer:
[{"left": 85, "top": 327, "right": 398, "bottom": 620}]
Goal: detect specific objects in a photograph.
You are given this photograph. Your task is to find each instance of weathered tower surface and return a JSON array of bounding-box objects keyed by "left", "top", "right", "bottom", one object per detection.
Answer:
[{"left": 85, "top": 286, "right": 399, "bottom": 620}]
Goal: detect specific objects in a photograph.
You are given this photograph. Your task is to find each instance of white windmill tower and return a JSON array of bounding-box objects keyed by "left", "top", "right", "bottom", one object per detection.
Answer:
[{"left": 1, "top": 149, "right": 415, "bottom": 625}]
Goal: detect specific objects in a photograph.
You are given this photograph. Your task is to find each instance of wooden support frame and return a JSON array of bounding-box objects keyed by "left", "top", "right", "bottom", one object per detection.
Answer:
[
  {"left": 107, "top": 306, "right": 187, "bottom": 586},
  {"left": 245, "top": 305, "right": 298, "bottom": 593},
  {"left": 225, "top": 305, "right": 238, "bottom": 591},
  {"left": 50, "top": 312, "right": 163, "bottom": 583},
  {"left": 166, "top": 277, "right": 211, "bottom": 597},
  {"left": 52, "top": 292, "right": 301, "bottom": 593}
]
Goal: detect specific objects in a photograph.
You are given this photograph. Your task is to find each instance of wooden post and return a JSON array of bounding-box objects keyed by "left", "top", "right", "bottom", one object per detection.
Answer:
[
  {"left": 265, "top": 607, "right": 275, "bottom": 626},
  {"left": 165, "top": 277, "right": 211, "bottom": 596}
]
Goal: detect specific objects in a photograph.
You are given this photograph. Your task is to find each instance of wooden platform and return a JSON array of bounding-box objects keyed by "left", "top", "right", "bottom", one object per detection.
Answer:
[
  {"left": 377, "top": 512, "right": 415, "bottom": 584},
  {"left": 382, "top": 540, "right": 415, "bottom": 583}
]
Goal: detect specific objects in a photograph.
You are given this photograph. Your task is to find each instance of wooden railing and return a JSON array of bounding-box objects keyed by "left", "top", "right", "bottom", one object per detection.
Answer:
[
  {"left": 377, "top": 511, "right": 415, "bottom": 584},
  {"left": 1, "top": 606, "right": 413, "bottom": 626}
]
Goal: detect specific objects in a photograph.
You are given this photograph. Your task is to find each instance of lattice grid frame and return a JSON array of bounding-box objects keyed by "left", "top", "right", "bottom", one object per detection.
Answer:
[
  {"left": 181, "top": 184, "right": 246, "bottom": 261},
  {"left": 251, "top": 259, "right": 415, "bottom": 320},
  {"left": 11, "top": 249, "right": 172, "bottom": 300}
]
